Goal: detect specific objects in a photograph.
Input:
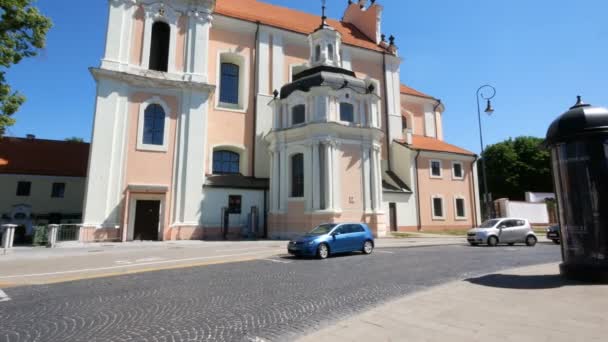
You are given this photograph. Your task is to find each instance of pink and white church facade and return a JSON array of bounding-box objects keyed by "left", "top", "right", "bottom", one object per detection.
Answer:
[{"left": 82, "top": 0, "right": 481, "bottom": 242}]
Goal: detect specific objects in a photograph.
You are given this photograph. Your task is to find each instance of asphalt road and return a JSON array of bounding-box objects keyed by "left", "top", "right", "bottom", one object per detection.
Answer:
[{"left": 0, "top": 243, "right": 560, "bottom": 342}]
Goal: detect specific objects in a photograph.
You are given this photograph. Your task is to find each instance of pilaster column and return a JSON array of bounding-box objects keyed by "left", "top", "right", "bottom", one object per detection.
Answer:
[
  {"left": 304, "top": 144, "right": 313, "bottom": 211},
  {"left": 370, "top": 146, "right": 380, "bottom": 211},
  {"left": 172, "top": 89, "right": 210, "bottom": 226},
  {"left": 323, "top": 142, "right": 333, "bottom": 210},
  {"left": 312, "top": 141, "right": 321, "bottom": 210},
  {"left": 279, "top": 145, "right": 288, "bottom": 212},
  {"left": 362, "top": 145, "right": 372, "bottom": 212},
  {"left": 185, "top": 9, "right": 212, "bottom": 82},
  {"left": 102, "top": 0, "right": 137, "bottom": 71},
  {"left": 332, "top": 141, "right": 341, "bottom": 211}
]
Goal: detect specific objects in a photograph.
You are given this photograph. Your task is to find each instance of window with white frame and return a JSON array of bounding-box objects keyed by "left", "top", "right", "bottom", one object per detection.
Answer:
[
  {"left": 432, "top": 196, "right": 445, "bottom": 220},
  {"left": 452, "top": 161, "right": 464, "bottom": 179},
  {"left": 454, "top": 197, "right": 467, "bottom": 219},
  {"left": 291, "top": 104, "right": 306, "bottom": 125},
  {"left": 327, "top": 44, "right": 334, "bottom": 61},
  {"left": 340, "top": 102, "right": 354, "bottom": 123},
  {"left": 137, "top": 99, "right": 170, "bottom": 152},
  {"left": 430, "top": 160, "right": 442, "bottom": 178},
  {"left": 217, "top": 53, "right": 247, "bottom": 111},
  {"left": 315, "top": 45, "right": 321, "bottom": 62}
]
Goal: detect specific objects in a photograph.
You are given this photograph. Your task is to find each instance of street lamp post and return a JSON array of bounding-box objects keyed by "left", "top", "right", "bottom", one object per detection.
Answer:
[{"left": 476, "top": 85, "right": 496, "bottom": 220}]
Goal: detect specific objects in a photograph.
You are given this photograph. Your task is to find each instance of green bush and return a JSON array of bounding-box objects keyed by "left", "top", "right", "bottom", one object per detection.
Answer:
[{"left": 32, "top": 226, "right": 48, "bottom": 246}]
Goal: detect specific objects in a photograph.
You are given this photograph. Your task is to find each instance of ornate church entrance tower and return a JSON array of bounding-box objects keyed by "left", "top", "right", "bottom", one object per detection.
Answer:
[{"left": 265, "top": 7, "right": 386, "bottom": 238}]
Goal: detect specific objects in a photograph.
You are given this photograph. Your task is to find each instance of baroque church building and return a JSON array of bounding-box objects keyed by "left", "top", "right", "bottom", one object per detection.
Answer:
[{"left": 82, "top": 0, "right": 481, "bottom": 242}]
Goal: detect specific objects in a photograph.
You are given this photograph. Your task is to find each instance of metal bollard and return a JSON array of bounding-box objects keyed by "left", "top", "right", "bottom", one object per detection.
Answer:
[
  {"left": 1, "top": 224, "right": 17, "bottom": 254},
  {"left": 47, "top": 224, "right": 59, "bottom": 248}
]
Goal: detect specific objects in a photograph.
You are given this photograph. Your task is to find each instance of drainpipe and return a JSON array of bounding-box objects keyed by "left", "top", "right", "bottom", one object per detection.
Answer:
[
  {"left": 252, "top": 21, "right": 261, "bottom": 178},
  {"left": 382, "top": 52, "right": 392, "bottom": 171},
  {"left": 414, "top": 150, "right": 422, "bottom": 231}
]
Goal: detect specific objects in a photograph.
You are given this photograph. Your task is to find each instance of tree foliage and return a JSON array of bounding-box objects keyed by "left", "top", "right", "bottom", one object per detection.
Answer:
[
  {"left": 480, "top": 136, "right": 553, "bottom": 201},
  {"left": 65, "top": 136, "right": 84, "bottom": 143},
  {"left": 0, "top": 0, "right": 52, "bottom": 136}
]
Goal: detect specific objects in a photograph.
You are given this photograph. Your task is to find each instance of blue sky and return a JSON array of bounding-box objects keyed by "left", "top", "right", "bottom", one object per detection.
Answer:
[{"left": 5, "top": 0, "right": 608, "bottom": 153}]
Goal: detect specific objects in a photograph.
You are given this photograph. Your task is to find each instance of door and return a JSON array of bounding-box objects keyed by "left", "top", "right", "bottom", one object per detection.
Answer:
[
  {"left": 133, "top": 200, "right": 161, "bottom": 241},
  {"left": 329, "top": 225, "right": 350, "bottom": 253},
  {"left": 498, "top": 220, "right": 518, "bottom": 243},
  {"left": 389, "top": 203, "right": 397, "bottom": 232}
]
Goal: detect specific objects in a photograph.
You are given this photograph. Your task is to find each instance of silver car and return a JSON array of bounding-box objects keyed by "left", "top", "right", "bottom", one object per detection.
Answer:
[{"left": 467, "top": 218, "right": 537, "bottom": 247}]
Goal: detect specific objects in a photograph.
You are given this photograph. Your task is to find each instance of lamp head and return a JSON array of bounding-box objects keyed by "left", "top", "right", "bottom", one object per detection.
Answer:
[{"left": 485, "top": 99, "right": 495, "bottom": 115}]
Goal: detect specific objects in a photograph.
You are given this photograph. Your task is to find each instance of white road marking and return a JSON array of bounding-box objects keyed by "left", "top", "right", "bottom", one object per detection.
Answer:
[
  {"left": 135, "top": 257, "right": 165, "bottom": 263},
  {"left": 262, "top": 258, "right": 292, "bottom": 264},
  {"left": 0, "top": 289, "right": 10, "bottom": 302},
  {"left": 375, "top": 250, "right": 395, "bottom": 254},
  {"left": 115, "top": 260, "right": 133, "bottom": 265},
  {"left": 218, "top": 247, "right": 277, "bottom": 253},
  {"left": 0, "top": 249, "right": 284, "bottom": 280}
]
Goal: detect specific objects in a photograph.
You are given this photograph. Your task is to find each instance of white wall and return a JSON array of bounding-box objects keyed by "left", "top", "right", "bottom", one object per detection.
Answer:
[
  {"left": 525, "top": 192, "right": 555, "bottom": 203},
  {"left": 383, "top": 192, "right": 417, "bottom": 228},
  {"left": 201, "top": 188, "right": 266, "bottom": 229},
  {"left": 504, "top": 201, "right": 549, "bottom": 224}
]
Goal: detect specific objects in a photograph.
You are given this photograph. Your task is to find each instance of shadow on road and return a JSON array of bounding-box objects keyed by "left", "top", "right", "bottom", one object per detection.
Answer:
[{"left": 465, "top": 273, "right": 589, "bottom": 290}]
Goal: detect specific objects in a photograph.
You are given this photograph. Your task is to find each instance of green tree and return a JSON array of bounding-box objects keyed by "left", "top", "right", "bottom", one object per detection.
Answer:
[
  {"left": 480, "top": 136, "right": 553, "bottom": 201},
  {"left": 0, "top": 0, "right": 52, "bottom": 136},
  {"left": 65, "top": 137, "right": 84, "bottom": 143}
]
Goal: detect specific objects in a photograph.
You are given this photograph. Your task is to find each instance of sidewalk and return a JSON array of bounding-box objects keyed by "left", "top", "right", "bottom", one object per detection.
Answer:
[
  {"left": 0, "top": 237, "right": 465, "bottom": 287},
  {"left": 297, "top": 262, "right": 608, "bottom": 342}
]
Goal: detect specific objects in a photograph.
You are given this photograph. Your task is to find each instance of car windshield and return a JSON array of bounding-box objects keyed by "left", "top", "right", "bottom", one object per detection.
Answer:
[
  {"left": 479, "top": 219, "right": 500, "bottom": 228},
  {"left": 307, "top": 224, "right": 337, "bottom": 236}
]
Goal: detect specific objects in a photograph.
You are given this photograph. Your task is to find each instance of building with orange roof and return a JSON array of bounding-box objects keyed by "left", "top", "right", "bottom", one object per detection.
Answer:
[
  {"left": 80, "top": 0, "right": 480, "bottom": 241},
  {"left": 0, "top": 136, "right": 89, "bottom": 240}
]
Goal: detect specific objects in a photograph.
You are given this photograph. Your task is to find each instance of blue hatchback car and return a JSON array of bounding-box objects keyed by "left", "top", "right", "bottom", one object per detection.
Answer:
[{"left": 287, "top": 223, "right": 375, "bottom": 259}]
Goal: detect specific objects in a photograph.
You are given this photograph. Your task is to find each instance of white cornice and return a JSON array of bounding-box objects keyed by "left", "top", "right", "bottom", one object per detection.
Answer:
[{"left": 90, "top": 67, "right": 216, "bottom": 93}]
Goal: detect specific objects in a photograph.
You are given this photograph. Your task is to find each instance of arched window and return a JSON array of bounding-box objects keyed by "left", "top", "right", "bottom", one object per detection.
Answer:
[
  {"left": 143, "top": 104, "right": 166, "bottom": 145},
  {"left": 291, "top": 153, "right": 304, "bottom": 198},
  {"left": 340, "top": 102, "right": 354, "bottom": 123},
  {"left": 149, "top": 21, "right": 170, "bottom": 72},
  {"left": 220, "top": 63, "right": 240, "bottom": 105},
  {"left": 292, "top": 104, "right": 306, "bottom": 125},
  {"left": 315, "top": 45, "right": 321, "bottom": 62},
  {"left": 213, "top": 150, "right": 240, "bottom": 174},
  {"left": 327, "top": 44, "right": 334, "bottom": 61}
]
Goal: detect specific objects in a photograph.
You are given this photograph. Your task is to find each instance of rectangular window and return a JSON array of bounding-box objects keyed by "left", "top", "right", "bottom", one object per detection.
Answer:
[
  {"left": 228, "top": 195, "right": 242, "bottom": 214},
  {"left": 430, "top": 160, "right": 442, "bottom": 178},
  {"left": 291, "top": 154, "right": 305, "bottom": 198},
  {"left": 292, "top": 105, "right": 306, "bottom": 125},
  {"left": 340, "top": 102, "right": 354, "bottom": 123},
  {"left": 51, "top": 183, "right": 66, "bottom": 198},
  {"left": 432, "top": 197, "right": 444, "bottom": 219},
  {"left": 16, "top": 181, "right": 31, "bottom": 197},
  {"left": 452, "top": 162, "right": 464, "bottom": 179},
  {"left": 455, "top": 198, "right": 466, "bottom": 219},
  {"left": 220, "top": 63, "right": 240, "bottom": 105}
]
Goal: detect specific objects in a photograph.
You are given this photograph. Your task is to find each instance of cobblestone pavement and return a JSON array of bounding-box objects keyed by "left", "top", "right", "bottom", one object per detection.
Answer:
[{"left": 0, "top": 244, "right": 560, "bottom": 342}]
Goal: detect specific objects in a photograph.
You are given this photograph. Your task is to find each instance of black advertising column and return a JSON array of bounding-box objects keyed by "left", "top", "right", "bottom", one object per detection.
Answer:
[{"left": 545, "top": 96, "right": 608, "bottom": 282}]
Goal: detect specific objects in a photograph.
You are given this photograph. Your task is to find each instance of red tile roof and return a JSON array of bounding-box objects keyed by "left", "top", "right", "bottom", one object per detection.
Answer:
[
  {"left": 215, "top": 0, "right": 387, "bottom": 53},
  {"left": 400, "top": 84, "right": 434, "bottom": 99},
  {"left": 399, "top": 135, "right": 476, "bottom": 156},
  {"left": 0, "top": 137, "right": 90, "bottom": 177}
]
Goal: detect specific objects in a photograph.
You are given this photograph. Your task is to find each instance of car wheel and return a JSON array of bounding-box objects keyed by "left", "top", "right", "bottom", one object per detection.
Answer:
[
  {"left": 553, "top": 239, "right": 560, "bottom": 245},
  {"left": 317, "top": 243, "right": 330, "bottom": 259},
  {"left": 362, "top": 240, "right": 374, "bottom": 255},
  {"left": 487, "top": 236, "right": 499, "bottom": 247},
  {"left": 526, "top": 235, "right": 537, "bottom": 247}
]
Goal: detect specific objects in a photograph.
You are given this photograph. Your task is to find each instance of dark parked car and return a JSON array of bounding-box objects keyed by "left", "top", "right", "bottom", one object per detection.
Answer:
[
  {"left": 287, "top": 223, "right": 375, "bottom": 259},
  {"left": 546, "top": 225, "right": 560, "bottom": 244}
]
